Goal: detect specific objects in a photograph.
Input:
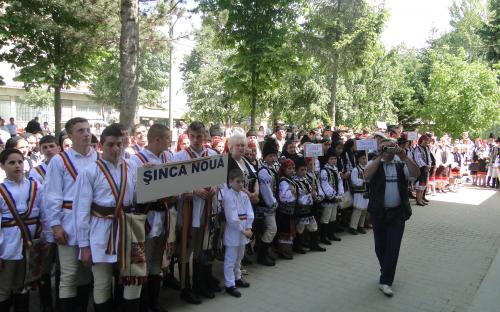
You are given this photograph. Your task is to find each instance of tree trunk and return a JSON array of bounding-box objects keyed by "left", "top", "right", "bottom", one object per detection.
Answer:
[
  {"left": 250, "top": 65, "right": 257, "bottom": 131},
  {"left": 54, "top": 85, "right": 62, "bottom": 135},
  {"left": 119, "top": 0, "right": 140, "bottom": 130},
  {"left": 330, "top": 53, "right": 339, "bottom": 130}
]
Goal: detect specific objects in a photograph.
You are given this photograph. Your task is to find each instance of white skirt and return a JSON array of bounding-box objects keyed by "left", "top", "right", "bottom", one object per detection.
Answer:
[{"left": 352, "top": 193, "right": 368, "bottom": 210}]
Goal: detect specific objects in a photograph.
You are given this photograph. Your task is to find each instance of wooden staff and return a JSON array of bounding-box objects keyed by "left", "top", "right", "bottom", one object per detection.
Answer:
[{"left": 180, "top": 197, "right": 192, "bottom": 289}]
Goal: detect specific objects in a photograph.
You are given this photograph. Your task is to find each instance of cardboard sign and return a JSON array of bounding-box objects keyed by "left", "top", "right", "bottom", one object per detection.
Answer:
[
  {"left": 376, "top": 121, "right": 387, "bottom": 130},
  {"left": 407, "top": 131, "right": 418, "bottom": 141},
  {"left": 356, "top": 139, "right": 378, "bottom": 151},
  {"left": 305, "top": 143, "right": 323, "bottom": 157},
  {"left": 136, "top": 154, "right": 228, "bottom": 203}
]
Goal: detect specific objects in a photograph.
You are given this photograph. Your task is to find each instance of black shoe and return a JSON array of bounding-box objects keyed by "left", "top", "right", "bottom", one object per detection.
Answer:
[
  {"left": 292, "top": 243, "right": 307, "bottom": 254},
  {"left": 319, "top": 224, "right": 332, "bottom": 245},
  {"left": 208, "top": 267, "right": 222, "bottom": 293},
  {"left": 348, "top": 228, "right": 358, "bottom": 235},
  {"left": 423, "top": 199, "right": 429, "bottom": 203},
  {"left": 123, "top": 298, "right": 141, "bottom": 312},
  {"left": 328, "top": 223, "right": 342, "bottom": 241},
  {"left": 235, "top": 279, "right": 250, "bottom": 288},
  {"left": 13, "top": 293, "right": 29, "bottom": 312},
  {"left": 39, "top": 274, "right": 54, "bottom": 312},
  {"left": 226, "top": 287, "right": 241, "bottom": 298},
  {"left": 149, "top": 275, "right": 168, "bottom": 311},
  {"left": 416, "top": 203, "right": 425, "bottom": 206},
  {"left": 257, "top": 242, "right": 276, "bottom": 266},
  {"left": 0, "top": 298, "right": 11, "bottom": 311},
  {"left": 180, "top": 289, "right": 202, "bottom": 304},
  {"left": 76, "top": 285, "right": 91, "bottom": 312},
  {"left": 278, "top": 252, "right": 293, "bottom": 260},
  {"left": 94, "top": 299, "right": 113, "bottom": 312},
  {"left": 59, "top": 297, "right": 78, "bottom": 312},
  {"left": 309, "top": 231, "right": 326, "bottom": 251},
  {"left": 357, "top": 227, "right": 367, "bottom": 234}
]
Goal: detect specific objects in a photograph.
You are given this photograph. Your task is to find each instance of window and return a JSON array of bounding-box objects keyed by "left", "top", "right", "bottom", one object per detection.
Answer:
[{"left": 0, "top": 95, "right": 11, "bottom": 119}]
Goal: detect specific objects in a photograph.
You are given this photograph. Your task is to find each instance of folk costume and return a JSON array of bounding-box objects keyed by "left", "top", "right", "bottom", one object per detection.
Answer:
[
  {"left": 174, "top": 145, "right": 219, "bottom": 302},
  {"left": 44, "top": 148, "right": 98, "bottom": 310},
  {"left": 256, "top": 140, "right": 279, "bottom": 266},
  {"left": 0, "top": 177, "right": 42, "bottom": 311},
  {"left": 75, "top": 158, "right": 144, "bottom": 311},
  {"left": 349, "top": 160, "right": 369, "bottom": 234},
  {"left": 130, "top": 148, "right": 176, "bottom": 311},
  {"left": 277, "top": 159, "right": 298, "bottom": 259}
]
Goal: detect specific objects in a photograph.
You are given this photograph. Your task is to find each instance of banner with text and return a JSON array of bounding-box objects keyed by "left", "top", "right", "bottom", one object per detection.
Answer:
[
  {"left": 136, "top": 154, "right": 228, "bottom": 203},
  {"left": 305, "top": 143, "right": 324, "bottom": 157}
]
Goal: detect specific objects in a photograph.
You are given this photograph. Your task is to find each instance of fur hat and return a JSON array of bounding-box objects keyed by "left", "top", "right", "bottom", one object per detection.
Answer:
[
  {"left": 294, "top": 157, "right": 307, "bottom": 169},
  {"left": 262, "top": 139, "right": 278, "bottom": 158},
  {"left": 325, "top": 146, "right": 337, "bottom": 159}
]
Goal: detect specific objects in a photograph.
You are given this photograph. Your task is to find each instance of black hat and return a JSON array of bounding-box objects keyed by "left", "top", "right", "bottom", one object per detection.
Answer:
[
  {"left": 355, "top": 150, "right": 367, "bottom": 160},
  {"left": 262, "top": 139, "right": 278, "bottom": 158},
  {"left": 294, "top": 157, "right": 306, "bottom": 169},
  {"left": 209, "top": 124, "right": 223, "bottom": 137},
  {"left": 489, "top": 133, "right": 495, "bottom": 139},
  {"left": 246, "top": 129, "right": 258, "bottom": 137},
  {"left": 397, "top": 137, "right": 408, "bottom": 145},
  {"left": 496, "top": 137, "right": 500, "bottom": 143},
  {"left": 325, "top": 147, "right": 336, "bottom": 159},
  {"left": 275, "top": 125, "right": 285, "bottom": 132}
]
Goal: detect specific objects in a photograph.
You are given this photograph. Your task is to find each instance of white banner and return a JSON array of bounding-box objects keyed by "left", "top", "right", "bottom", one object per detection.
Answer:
[
  {"left": 305, "top": 143, "right": 324, "bottom": 157},
  {"left": 407, "top": 131, "right": 418, "bottom": 141},
  {"left": 376, "top": 121, "right": 387, "bottom": 130},
  {"left": 356, "top": 139, "right": 378, "bottom": 151},
  {"left": 136, "top": 154, "right": 228, "bottom": 203}
]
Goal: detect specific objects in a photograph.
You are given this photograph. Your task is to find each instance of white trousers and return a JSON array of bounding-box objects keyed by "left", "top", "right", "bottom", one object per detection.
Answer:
[
  {"left": 92, "top": 263, "right": 142, "bottom": 304},
  {"left": 487, "top": 166, "right": 498, "bottom": 178},
  {"left": 224, "top": 245, "right": 245, "bottom": 288},
  {"left": 320, "top": 204, "right": 338, "bottom": 224},
  {"left": 261, "top": 215, "right": 277, "bottom": 243},
  {"left": 350, "top": 208, "right": 367, "bottom": 229},
  {"left": 296, "top": 219, "right": 318, "bottom": 234},
  {"left": 57, "top": 244, "right": 92, "bottom": 298}
]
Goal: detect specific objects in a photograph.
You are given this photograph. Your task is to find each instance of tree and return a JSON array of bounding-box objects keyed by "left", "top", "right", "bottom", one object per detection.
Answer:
[
  {"left": 423, "top": 49, "right": 499, "bottom": 137},
  {"left": 0, "top": 0, "right": 114, "bottom": 134},
  {"left": 199, "top": 0, "right": 301, "bottom": 130},
  {"left": 21, "top": 88, "right": 53, "bottom": 108},
  {"left": 90, "top": 50, "right": 170, "bottom": 109},
  {"left": 479, "top": 0, "right": 500, "bottom": 66},
  {"left": 303, "top": 0, "right": 387, "bottom": 129},
  {"left": 182, "top": 22, "right": 243, "bottom": 125},
  {"left": 119, "top": 0, "right": 140, "bottom": 129}
]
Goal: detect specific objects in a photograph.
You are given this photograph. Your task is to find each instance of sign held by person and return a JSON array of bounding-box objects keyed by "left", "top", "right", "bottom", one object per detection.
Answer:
[
  {"left": 376, "top": 121, "right": 387, "bottom": 130},
  {"left": 136, "top": 154, "right": 228, "bottom": 203},
  {"left": 305, "top": 143, "right": 324, "bottom": 157},
  {"left": 407, "top": 131, "right": 418, "bottom": 141},
  {"left": 356, "top": 139, "right": 378, "bottom": 151}
]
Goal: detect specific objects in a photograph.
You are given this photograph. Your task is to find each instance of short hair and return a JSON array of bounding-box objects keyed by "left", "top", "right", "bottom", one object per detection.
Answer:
[
  {"left": 0, "top": 149, "right": 23, "bottom": 164},
  {"left": 227, "top": 133, "right": 247, "bottom": 151},
  {"left": 228, "top": 168, "right": 244, "bottom": 181},
  {"left": 112, "top": 123, "right": 128, "bottom": 131},
  {"left": 188, "top": 121, "right": 206, "bottom": 134},
  {"left": 65, "top": 117, "right": 88, "bottom": 134},
  {"left": 131, "top": 123, "right": 146, "bottom": 135},
  {"left": 5, "top": 136, "right": 27, "bottom": 150},
  {"left": 39, "top": 135, "right": 58, "bottom": 146},
  {"left": 58, "top": 130, "right": 68, "bottom": 147},
  {"left": 100, "top": 124, "right": 123, "bottom": 144},
  {"left": 147, "top": 124, "right": 170, "bottom": 142}
]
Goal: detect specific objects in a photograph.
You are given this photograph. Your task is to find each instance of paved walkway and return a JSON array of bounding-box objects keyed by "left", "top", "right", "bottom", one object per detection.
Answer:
[{"left": 160, "top": 186, "right": 500, "bottom": 312}]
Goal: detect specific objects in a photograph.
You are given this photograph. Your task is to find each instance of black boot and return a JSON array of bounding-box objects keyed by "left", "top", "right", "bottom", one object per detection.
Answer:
[
  {"left": 487, "top": 176, "right": 491, "bottom": 187},
  {"left": 162, "top": 272, "right": 180, "bottom": 290},
  {"left": 492, "top": 178, "right": 497, "bottom": 188},
  {"left": 257, "top": 242, "right": 275, "bottom": 266},
  {"left": 0, "top": 297, "right": 11, "bottom": 311},
  {"left": 94, "top": 299, "right": 113, "bottom": 312},
  {"left": 13, "top": 292, "right": 29, "bottom": 312},
  {"left": 123, "top": 299, "right": 141, "bottom": 312},
  {"left": 328, "top": 222, "right": 341, "bottom": 241},
  {"left": 139, "top": 279, "right": 149, "bottom": 312},
  {"left": 292, "top": 234, "right": 306, "bottom": 254},
  {"left": 207, "top": 264, "right": 222, "bottom": 292},
  {"left": 76, "top": 285, "right": 90, "bottom": 312},
  {"left": 179, "top": 265, "right": 201, "bottom": 305},
  {"left": 147, "top": 275, "right": 167, "bottom": 312},
  {"left": 39, "top": 274, "right": 54, "bottom": 312},
  {"left": 197, "top": 264, "right": 215, "bottom": 299},
  {"left": 113, "top": 274, "right": 124, "bottom": 312},
  {"left": 309, "top": 231, "right": 326, "bottom": 252},
  {"left": 59, "top": 297, "right": 77, "bottom": 312},
  {"left": 319, "top": 224, "right": 331, "bottom": 245}
]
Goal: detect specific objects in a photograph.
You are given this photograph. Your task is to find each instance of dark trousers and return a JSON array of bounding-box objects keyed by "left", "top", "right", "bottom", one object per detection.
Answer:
[{"left": 372, "top": 208, "right": 405, "bottom": 286}]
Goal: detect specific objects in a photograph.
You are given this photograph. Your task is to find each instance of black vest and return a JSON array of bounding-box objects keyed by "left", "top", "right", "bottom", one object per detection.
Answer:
[{"left": 367, "top": 162, "right": 412, "bottom": 220}]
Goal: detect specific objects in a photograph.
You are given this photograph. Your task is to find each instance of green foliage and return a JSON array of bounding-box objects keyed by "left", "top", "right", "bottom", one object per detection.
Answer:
[
  {"left": 198, "top": 0, "right": 302, "bottom": 129},
  {"left": 479, "top": 0, "right": 500, "bottom": 66},
  {"left": 423, "top": 49, "right": 500, "bottom": 137},
  {"left": 0, "top": 0, "right": 115, "bottom": 133},
  {"left": 21, "top": 88, "right": 53, "bottom": 108},
  {"left": 90, "top": 49, "right": 170, "bottom": 109}
]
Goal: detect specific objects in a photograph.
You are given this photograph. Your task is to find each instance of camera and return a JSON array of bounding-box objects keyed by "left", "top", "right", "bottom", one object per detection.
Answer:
[{"left": 382, "top": 146, "right": 398, "bottom": 153}]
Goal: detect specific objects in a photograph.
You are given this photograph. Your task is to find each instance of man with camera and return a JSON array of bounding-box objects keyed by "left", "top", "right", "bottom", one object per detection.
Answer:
[{"left": 364, "top": 139, "right": 420, "bottom": 297}]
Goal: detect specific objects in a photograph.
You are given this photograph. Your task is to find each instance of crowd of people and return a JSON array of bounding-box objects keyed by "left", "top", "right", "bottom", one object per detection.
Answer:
[{"left": 0, "top": 116, "right": 498, "bottom": 312}]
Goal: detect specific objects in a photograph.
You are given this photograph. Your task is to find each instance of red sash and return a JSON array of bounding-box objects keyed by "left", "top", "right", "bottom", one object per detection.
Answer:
[
  {"left": 59, "top": 151, "right": 78, "bottom": 181},
  {"left": 34, "top": 165, "right": 46, "bottom": 180},
  {"left": 0, "top": 180, "right": 38, "bottom": 248},
  {"left": 96, "top": 159, "right": 128, "bottom": 270}
]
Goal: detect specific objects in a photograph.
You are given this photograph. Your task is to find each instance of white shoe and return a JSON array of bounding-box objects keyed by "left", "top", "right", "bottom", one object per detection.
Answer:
[{"left": 379, "top": 284, "right": 394, "bottom": 297}]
